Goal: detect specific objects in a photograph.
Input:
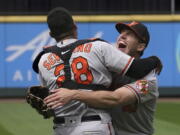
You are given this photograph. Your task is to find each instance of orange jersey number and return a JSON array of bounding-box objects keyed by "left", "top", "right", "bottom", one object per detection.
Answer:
[
  {"left": 54, "top": 56, "right": 93, "bottom": 86},
  {"left": 71, "top": 56, "right": 93, "bottom": 84},
  {"left": 54, "top": 64, "right": 65, "bottom": 87}
]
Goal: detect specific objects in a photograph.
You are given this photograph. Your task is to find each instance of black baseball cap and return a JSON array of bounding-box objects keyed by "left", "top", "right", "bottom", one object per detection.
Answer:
[
  {"left": 115, "top": 21, "right": 150, "bottom": 46},
  {"left": 47, "top": 7, "right": 76, "bottom": 39}
]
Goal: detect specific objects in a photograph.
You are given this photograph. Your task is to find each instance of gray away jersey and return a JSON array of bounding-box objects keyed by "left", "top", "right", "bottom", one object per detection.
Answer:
[
  {"left": 38, "top": 38, "right": 134, "bottom": 117},
  {"left": 111, "top": 70, "right": 159, "bottom": 135}
]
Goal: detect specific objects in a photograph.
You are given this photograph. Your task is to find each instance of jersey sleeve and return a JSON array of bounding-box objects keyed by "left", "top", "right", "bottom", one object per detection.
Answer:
[
  {"left": 96, "top": 41, "right": 134, "bottom": 75},
  {"left": 38, "top": 69, "right": 47, "bottom": 87},
  {"left": 123, "top": 70, "right": 159, "bottom": 104},
  {"left": 38, "top": 53, "right": 51, "bottom": 87}
]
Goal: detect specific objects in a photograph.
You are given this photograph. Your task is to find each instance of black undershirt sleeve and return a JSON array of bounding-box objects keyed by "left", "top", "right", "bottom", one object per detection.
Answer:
[{"left": 125, "top": 56, "right": 160, "bottom": 79}]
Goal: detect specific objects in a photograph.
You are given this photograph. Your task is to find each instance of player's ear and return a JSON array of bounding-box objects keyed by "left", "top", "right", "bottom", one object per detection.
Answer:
[{"left": 137, "top": 43, "right": 146, "bottom": 52}]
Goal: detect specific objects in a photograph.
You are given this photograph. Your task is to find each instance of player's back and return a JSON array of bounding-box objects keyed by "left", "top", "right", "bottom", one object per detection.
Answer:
[
  {"left": 39, "top": 38, "right": 132, "bottom": 90},
  {"left": 38, "top": 38, "right": 132, "bottom": 117}
]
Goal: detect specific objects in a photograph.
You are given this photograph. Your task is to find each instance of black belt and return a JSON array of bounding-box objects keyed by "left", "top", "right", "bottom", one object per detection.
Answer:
[{"left": 54, "top": 115, "right": 101, "bottom": 124}]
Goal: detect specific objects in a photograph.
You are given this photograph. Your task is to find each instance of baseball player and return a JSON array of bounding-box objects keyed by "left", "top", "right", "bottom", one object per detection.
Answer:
[
  {"left": 109, "top": 22, "right": 159, "bottom": 135},
  {"left": 36, "top": 7, "right": 161, "bottom": 135},
  {"left": 45, "top": 21, "right": 160, "bottom": 135}
]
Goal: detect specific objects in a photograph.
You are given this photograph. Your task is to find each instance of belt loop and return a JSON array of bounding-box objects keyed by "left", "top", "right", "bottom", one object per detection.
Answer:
[{"left": 65, "top": 116, "right": 81, "bottom": 126}]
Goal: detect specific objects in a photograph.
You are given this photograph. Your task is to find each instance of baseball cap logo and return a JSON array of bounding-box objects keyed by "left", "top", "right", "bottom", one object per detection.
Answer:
[{"left": 128, "top": 21, "right": 139, "bottom": 26}]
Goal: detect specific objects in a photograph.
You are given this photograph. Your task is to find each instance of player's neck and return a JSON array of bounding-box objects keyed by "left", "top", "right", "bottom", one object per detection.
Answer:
[
  {"left": 133, "top": 54, "right": 141, "bottom": 59},
  {"left": 60, "top": 33, "right": 77, "bottom": 40}
]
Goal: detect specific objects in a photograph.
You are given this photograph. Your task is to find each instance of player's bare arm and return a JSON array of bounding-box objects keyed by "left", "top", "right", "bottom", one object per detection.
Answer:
[
  {"left": 44, "top": 88, "right": 76, "bottom": 109},
  {"left": 73, "top": 87, "right": 137, "bottom": 108},
  {"left": 44, "top": 86, "right": 136, "bottom": 109}
]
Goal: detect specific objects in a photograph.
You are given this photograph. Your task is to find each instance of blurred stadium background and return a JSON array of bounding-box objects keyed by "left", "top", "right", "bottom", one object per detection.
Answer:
[
  {"left": 0, "top": 0, "right": 180, "bottom": 97},
  {"left": 0, "top": 0, "right": 179, "bottom": 135}
]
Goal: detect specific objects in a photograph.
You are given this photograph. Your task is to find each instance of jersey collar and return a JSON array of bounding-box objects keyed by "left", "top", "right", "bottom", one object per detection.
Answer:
[{"left": 57, "top": 38, "right": 77, "bottom": 48}]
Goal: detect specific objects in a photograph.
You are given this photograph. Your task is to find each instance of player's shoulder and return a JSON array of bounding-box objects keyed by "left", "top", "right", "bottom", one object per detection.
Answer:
[
  {"left": 39, "top": 45, "right": 54, "bottom": 59},
  {"left": 92, "top": 38, "right": 110, "bottom": 45},
  {"left": 143, "top": 70, "right": 158, "bottom": 91},
  {"left": 33, "top": 45, "right": 56, "bottom": 73},
  {"left": 89, "top": 38, "right": 113, "bottom": 51},
  {"left": 143, "top": 70, "right": 157, "bottom": 81}
]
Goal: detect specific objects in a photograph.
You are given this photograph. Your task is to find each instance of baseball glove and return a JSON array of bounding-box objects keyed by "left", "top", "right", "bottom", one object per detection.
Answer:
[{"left": 26, "top": 86, "right": 54, "bottom": 119}]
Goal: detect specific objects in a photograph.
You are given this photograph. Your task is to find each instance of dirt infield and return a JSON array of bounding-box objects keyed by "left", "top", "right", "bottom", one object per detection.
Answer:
[
  {"left": 0, "top": 98, "right": 26, "bottom": 102},
  {"left": 158, "top": 97, "right": 180, "bottom": 102}
]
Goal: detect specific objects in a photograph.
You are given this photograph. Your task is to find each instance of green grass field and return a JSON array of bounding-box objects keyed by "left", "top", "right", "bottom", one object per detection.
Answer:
[
  {"left": 154, "top": 100, "right": 180, "bottom": 135},
  {"left": 0, "top": 99, "right": 180, "bottom": 135}
]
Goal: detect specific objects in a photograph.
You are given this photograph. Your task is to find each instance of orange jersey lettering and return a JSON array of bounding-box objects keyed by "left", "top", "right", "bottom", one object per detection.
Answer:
[
  {"left": 73, "top": 43, "right": 92, "bottom": 53},
  {"left": 43, "top": 53, "right": 60, "bottom": 70}
]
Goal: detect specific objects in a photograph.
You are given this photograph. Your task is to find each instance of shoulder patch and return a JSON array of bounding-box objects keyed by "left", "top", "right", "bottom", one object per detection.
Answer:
[{"left": 135, "top": 80, "right": 149, "bottom": 94}]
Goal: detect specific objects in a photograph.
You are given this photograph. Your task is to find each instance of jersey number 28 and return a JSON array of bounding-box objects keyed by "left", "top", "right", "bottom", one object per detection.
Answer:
[{"left": 54, "top": 56, "right": 93, "bottom": 87}]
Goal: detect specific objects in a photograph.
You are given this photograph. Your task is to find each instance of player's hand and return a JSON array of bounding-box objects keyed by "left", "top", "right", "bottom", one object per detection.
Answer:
[{"left": 44, "top": 88, "right": 76, "bottom": 109}]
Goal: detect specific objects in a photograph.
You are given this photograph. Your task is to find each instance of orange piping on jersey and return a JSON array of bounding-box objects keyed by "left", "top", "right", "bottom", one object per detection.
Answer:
[
  {"left": 43, "top": 45, "right": 54, "bottom": 49},
  {"left": 43, "top": 53, "right": 60, "bottom": 70},
  {"left": 120, "top": 57, "right": 134, "bottom": 76},
  {"left": 89, "top": 38, "right": 97, "bottom": 40},
  {"left": 73, "top": 43, "right": 92, "bottom": 53}
]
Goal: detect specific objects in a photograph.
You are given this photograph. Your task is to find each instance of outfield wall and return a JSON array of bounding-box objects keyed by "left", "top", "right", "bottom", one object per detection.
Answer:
[{"left": 0, "top": 15, "right": 180, "bottom": 97}]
